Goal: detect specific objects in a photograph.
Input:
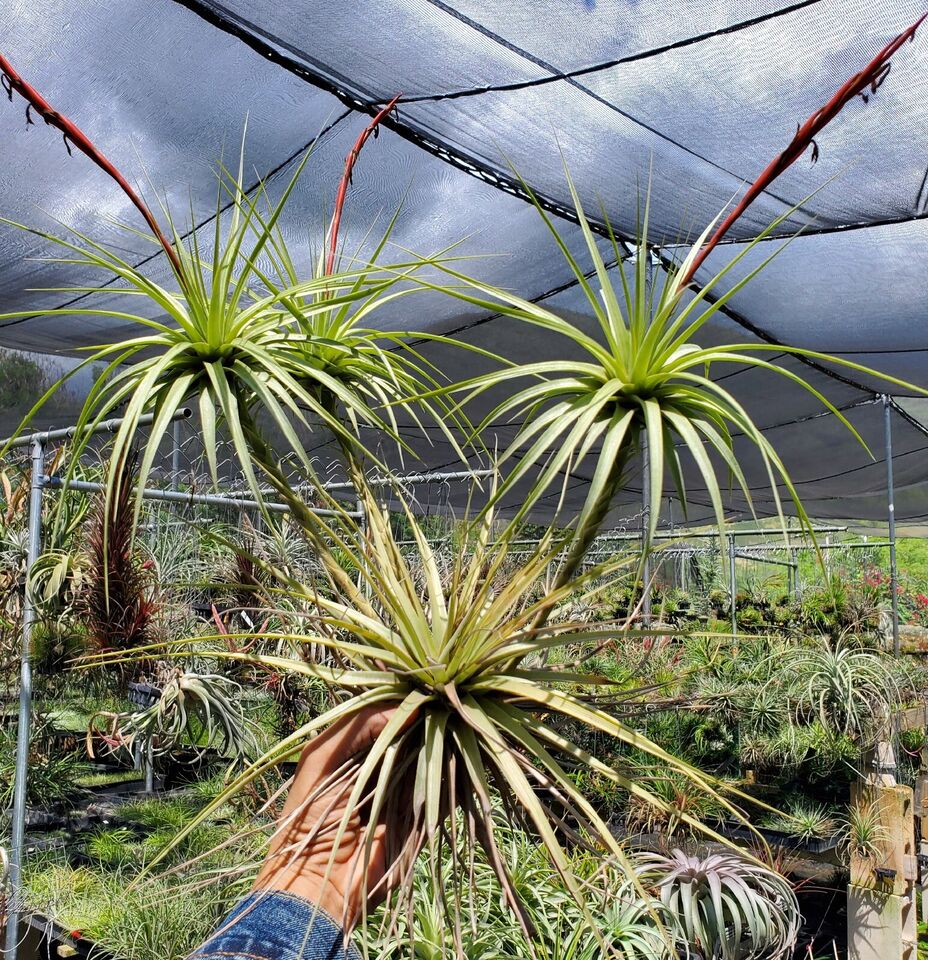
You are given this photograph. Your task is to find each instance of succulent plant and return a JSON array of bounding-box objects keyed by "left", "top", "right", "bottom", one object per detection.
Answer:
[{"left": 636, "top": 848, "right": 800, "bottom": 960}]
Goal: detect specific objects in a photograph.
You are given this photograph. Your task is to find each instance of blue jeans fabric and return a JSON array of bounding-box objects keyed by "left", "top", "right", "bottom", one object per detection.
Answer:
[{"left": 188, "top": 891, "right": 360, "bottom": 960}]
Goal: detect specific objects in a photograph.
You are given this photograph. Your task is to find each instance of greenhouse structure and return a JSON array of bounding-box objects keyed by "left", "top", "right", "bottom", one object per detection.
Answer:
[{"left": 3, "top": 2, "right": 928, "bottom": 959}]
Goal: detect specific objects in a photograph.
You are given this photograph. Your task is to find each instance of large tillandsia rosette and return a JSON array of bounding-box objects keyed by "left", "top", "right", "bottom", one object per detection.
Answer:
[{"left": 87, "top": 476, "right": 769, "bottom": 951}]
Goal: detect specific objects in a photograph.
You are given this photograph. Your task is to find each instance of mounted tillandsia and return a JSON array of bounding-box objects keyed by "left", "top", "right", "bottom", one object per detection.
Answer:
[{"left": 84, "top": 475, "right": 773, "bottom": 952}]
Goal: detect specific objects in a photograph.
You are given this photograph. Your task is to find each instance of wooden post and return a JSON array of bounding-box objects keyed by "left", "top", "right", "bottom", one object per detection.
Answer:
[
  {"left": 847, "top": 780, "right": 917, "bottom": 960},
  {"left": 848, "top": 714, "right": 923, "bottom": 960}
]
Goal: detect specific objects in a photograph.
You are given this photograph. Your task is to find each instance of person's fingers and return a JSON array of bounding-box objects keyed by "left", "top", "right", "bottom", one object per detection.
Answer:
[
  {"left": 297, "top": 701, "right": 422, "bottom": 785},
  {"left": 287, "top": 706, "right": 391, "bottom": 799},
  {"left": 324, "top": 705, "right": 396, "bottom": 768}
]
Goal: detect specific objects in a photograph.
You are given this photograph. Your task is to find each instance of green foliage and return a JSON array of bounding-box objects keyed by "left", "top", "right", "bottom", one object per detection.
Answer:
[
  {"left": 777, "top": 639, "right": 903, "bottom": 739},
  {"left": 368, "top": 821, "right": 670, "bottom": 960},
  {"left": 760, "top": 799, "right": 839, "bottom": 843},
  {"left": 21, "top": 854, "right": 236, "bottom": 960},
  {"left": 0, "top": 720, "right": 88, "bottom": 809},
  {"left": 0, "top": 349, "right": 48, "bottom": 412},
  {"left": 22, "top": 788, "right": 265, "bottom": 960},
  {"left": 75, "top": 768, "right": 143, "bottom": 789},
  {"left": 636, "top": 848, "right": 800, "bottom": 960},
  {"left": 838, "top": 790, "right": 889, "bottom": 864},
  {"left": 86, "top": 827, "right": 139, "bottom": 868},
  {"left": 1, "top": 147, "right": 472, "bottom": 516}
]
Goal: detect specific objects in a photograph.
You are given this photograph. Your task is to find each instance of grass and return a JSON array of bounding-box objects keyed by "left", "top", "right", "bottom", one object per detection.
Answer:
[
  {"left": 21, "top": 790, "right": 264, "bottom": 960},
  {"left": 75, "top": 769, "right": 143, "bottom": 789}
]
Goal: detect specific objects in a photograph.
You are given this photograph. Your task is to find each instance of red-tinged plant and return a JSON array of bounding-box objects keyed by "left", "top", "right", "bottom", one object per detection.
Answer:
[
  {"left": 420, "top": 15, "right": 928, "bottom": 602},
  {"left": 82, "top": 452, "right": 157, "bottom": 661},
  {"left": 325, "top": 96, "right": 400, "bottom": 276},
  {"left": 0, "top": 53, "right": 182, "bottom": 280},
  {"left": 680, "top": 13, "right": 927, "bottom": 286}
]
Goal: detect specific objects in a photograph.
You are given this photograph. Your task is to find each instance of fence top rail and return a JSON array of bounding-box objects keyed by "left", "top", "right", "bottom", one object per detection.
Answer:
[{"left": 0, "top": 408, "right": 192, "bottom": 449}]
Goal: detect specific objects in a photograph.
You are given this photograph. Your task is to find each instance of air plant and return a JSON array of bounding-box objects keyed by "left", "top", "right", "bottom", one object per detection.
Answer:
[
  {"left": 82, "top": 452, "right": 157, "bottom": 661},
  {"left": 760, "top": 800, "right": 839, "bottom": 844},
  {"left": 623, "top": 762, "right": 728, "bottom": 841},
  {"left": 88, "top": 668, "right": 253, "bottom": 762},
  {"left": 838, "top": 791, "right": 889, "bottom": 864},
  {"left": 777, "top": 639, "right": 903, "bottom": 740},
  {"left": 636, "top": 848, "right": 800, "bottom": 960},
  {"left": 368, "top": 817, "right": 670, "bottom": 960},
  {"left": 0, "top": 69, "right": 474, "bottom": 521},
  {"left": 86, "top": 478, "right": 766, "bottom": 949},
  {"left": 418, "top": 15, "right": 927, "bottom": 596}
]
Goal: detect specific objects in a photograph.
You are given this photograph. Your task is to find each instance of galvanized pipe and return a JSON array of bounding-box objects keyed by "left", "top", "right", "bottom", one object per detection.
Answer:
[
  {"left": 42, "top": 476, "right": 364, "bottom": 519},
  {"left": 640, "top": 440, "right": 651, "bottom": 624},
  {"left": 884, "top": 395, "right": 901, "bottom": 656},
  {"left": 321, "top": 468, "right": 495, "bottom": 491},
  {"left": 728, "top": 532, "right": 738, "bottom": 637},
  {"left": 0, "top": 407, "right": 191, "bottom": 449},
  {"left": 4, "top": 437, "right": 46, "bottom": 960}
]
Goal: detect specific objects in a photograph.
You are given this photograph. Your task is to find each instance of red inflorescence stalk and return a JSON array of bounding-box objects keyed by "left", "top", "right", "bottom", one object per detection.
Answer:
[
  {"left": 679, "top": 12, "right": 927, "bottom": 289},
  {"left": 325, "top": 95, "right": 401, "bottom": 276},
  {"left": 0, "top": 52, "right": 184, "bottom": 281}
]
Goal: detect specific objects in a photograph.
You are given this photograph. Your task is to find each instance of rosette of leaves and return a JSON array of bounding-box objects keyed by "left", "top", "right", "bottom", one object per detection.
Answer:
[
  {"left": 82, "top": 451, "right": 157, "bottom": 662},
  {"left": 89, "top": 479, "right": 759, "bottom": 946},
  {"left": 418, "top": 170, "right": 921, "bottom": 601},
  {"left": 0, "top": 138, "right": 473, "bottom": 524},
  {"left": 760, "top": 799, "right": 839, "bottom": 844},
  {"left": 88, "top": 669, "right": 253, "bottom": 761},
  {"left": 636, "top": 848, "right": 800, "bottom": 960},
  {"left": 778, "top": 639, "right": 903, "bottom": 740}
]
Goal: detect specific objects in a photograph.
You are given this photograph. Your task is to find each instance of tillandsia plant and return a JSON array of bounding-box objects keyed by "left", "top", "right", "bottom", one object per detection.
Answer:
[
  {"left": 82, "top": 451, "right": 158, "bottom": 661},
  {"left": 86, "top": 478, "right": 767, "bottom": 948},
  {"left": 423, "top": 172, "right": 925, "bottom": 596},
  {"left": 775, "top": 638, "right": 904, "bottom": 740},
  {"left": 0, "top": 72, "right": 475, "bottom": 524},
  {"left": 636, "top": 848, "right": 800, "bottom": 960},
  {"left": 87, "top": 666, "right": 253, "bottom": 762},
  {"left": 414, "top": 14, "right": 928, "bottom": 592},
  {"left": 369, "top": 817, "right": 670, "bottom": 960},
  {"left": 1, "top": 18, "right": 926, "bottom": 954}
]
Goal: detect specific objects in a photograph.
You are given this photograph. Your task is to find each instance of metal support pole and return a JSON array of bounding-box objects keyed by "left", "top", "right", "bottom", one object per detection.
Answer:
[
  {"left": 728, "top": 532, "right": 737, "bottom": 637},
  {"left": 640, "top": 440, "right": 651, "bottom": 624},
  {"left": 42, "top": 476, "right": 363, "bottom": 519},
  {"left": 4, "top": 438, "right": 46, "bottom": 960},
  {"left": 883, "top": 395, "right": 900, "bottom": 657},
  {"left": 144, "top": 740, "right": 155, "bottom": 794},
  {"left": 171, "top": 418, "right": 182, "bottom": 492}
]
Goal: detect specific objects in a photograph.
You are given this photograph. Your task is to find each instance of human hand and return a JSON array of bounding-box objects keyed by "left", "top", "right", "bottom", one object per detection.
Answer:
[{"left": 253, "top": 706, "right": 406, "bottom": 930}]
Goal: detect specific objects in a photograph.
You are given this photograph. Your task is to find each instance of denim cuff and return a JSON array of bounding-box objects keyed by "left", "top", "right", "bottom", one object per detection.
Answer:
[{"left": 188, "top": 890, "right": 360, "bottom": 960}]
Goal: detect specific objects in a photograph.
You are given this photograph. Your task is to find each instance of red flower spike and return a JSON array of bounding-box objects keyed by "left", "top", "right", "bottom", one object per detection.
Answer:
[
  {"left": 0, "top": 52, "right": 184, "bottom": 282},
  {"left": 680, "top": 13, "right": 927, "bottom": 289},
  {"left": 325, "top": 96, "right": 401, "bottom": 277}
]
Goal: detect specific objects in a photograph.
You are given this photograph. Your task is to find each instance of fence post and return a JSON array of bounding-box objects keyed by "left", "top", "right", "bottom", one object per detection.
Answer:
[
  {"left": 640, "top": 440, "right": 651, "bottom": 624},
  {"left": 883, "top": 396, "right": 900, "bottom": 657},
  {"left": 728, "top": 532, "right": 737, "bottom": 637},
  {"left": 4, "top": 437, "right": 46, "bottom": 960}
]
